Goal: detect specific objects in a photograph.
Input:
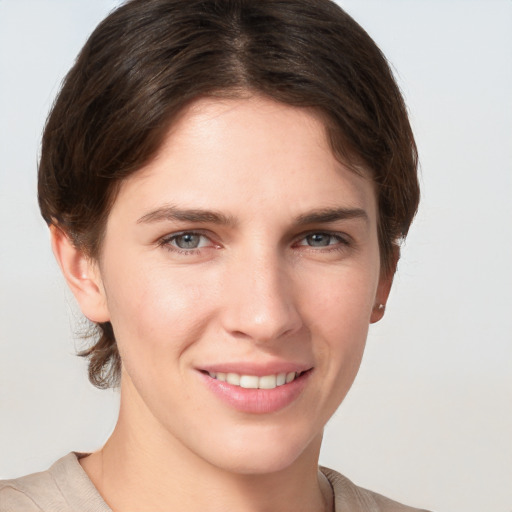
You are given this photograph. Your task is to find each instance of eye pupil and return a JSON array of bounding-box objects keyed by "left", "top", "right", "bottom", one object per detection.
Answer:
[
  {"left": 176, "top": 233, "right": 200, "bottom": 249},
  {"left": 307, "top": 233, "right": 330, "bottom": 247}
]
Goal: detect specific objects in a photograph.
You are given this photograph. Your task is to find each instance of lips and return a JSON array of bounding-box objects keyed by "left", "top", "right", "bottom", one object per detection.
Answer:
[{"left": 199, "top": 367, "right": 312, "bottom": 413}]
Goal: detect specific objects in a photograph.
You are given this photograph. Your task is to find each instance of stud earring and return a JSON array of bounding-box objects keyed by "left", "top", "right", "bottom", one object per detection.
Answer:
[{"left": 377, "top": 303, "right": 385, "bottom": 310}]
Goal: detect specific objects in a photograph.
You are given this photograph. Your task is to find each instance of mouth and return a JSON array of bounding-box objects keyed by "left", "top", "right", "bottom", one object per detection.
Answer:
[
  {"left": 199, "top": 367, "right": 312, "bottom": 413},
  {"left": 204, "top": 370, "right": 310, "bottom": 390}
]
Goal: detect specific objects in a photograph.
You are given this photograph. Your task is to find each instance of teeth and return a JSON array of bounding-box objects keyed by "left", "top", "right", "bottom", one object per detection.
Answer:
[
  {"left": 240, "top": 375, "right": 259, "bottom": 388},
  {"left": 207, "top": 371, "right": 300, "bottom": 389},
  {"left": 258, "top": 374, "right": 277, "bottom": 389},
  {"left": 226, "top": 373, "right": 240, "bottom": 386}
]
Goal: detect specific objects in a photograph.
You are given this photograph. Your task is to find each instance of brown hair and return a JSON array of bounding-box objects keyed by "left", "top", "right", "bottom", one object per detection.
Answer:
[{"left": 38, "top": 0, "right": 419, "bottom": 388}]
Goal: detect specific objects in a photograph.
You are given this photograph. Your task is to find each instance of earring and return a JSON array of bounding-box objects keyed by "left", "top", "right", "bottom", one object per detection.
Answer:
[{"left": 377, "top": 303, "right": 385, "bottom": 311}]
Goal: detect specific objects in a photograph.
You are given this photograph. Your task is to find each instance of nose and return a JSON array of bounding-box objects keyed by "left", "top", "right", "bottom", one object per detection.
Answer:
[{"left": 220, "top": 250, "right": 303, "bottom": 344}]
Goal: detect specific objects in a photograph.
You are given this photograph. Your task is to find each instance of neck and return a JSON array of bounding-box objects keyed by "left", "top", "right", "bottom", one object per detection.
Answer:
[{"left": 80, "top": 377, "right": 332, "bottom": 512}]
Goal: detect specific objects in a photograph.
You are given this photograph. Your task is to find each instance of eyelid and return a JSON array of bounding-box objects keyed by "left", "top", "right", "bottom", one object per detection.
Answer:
[
  {"left": 293, "top": 230, "right": 351, "bottom": 247},
  {"left": 157, "top": 228, "right": 351, "bottom": 255},
  {"left": 158, "top": 229, "right": 219, "bottom": 252}
]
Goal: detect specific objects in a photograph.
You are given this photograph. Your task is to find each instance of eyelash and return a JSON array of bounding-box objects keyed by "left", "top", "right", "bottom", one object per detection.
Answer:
[
  {"left": 293, "top": 232, "right": 350, "bottom": 251},
  {"left": 158, "top": 230, "right": 351, "bottom": 255},
  {"left": 158, "top": 231, "right": 217, "bottom": 255}
]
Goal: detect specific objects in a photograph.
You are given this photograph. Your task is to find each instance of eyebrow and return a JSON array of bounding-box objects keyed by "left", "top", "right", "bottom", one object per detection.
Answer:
[
  {"left": 137, "top": 205, "right": 368, "bottom": 227},
  {"left": 137, "top": 205, "right": 236, "bottom": 226},
  {"left": 295, "top": 207, "right": 369, "bottom": 225}
]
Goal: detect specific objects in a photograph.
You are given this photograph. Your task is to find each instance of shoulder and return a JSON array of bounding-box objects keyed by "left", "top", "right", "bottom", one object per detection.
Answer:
[
  {"left": 0, "top": 461, "right": 67, "bottom": 511},
  {"left": 0, "top": 453, "right": 110, "bottom": 512},
  {"left": 320, "top": 466, "right": 432, "bottom": 512}
]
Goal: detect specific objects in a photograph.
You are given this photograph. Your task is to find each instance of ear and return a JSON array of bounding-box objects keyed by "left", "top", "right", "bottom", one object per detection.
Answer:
[
  {"left": 370, "top": 246, "right": 399, "bottom": 324},
  {"left": 50, "top": 225, "right": 110, "bottom": 323}
]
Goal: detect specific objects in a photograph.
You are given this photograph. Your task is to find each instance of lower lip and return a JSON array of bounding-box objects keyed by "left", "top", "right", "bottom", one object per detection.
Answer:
[{"left": 199, "top": 371, "right": 311, "bottom": 414}]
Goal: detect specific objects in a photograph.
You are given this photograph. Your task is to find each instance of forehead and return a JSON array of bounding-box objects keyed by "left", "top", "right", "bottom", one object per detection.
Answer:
[{"left": 110, "top": 95, "right": 377, "bottom": 224}]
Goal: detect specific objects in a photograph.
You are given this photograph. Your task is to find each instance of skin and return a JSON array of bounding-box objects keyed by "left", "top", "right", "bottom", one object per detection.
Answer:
[{"left": 52, "top": 95, "right": 394, "bottom": 512}]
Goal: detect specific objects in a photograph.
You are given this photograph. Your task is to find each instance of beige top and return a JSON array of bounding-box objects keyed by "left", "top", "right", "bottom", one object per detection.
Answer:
[{"left": 0, "top": 453, "right": 430, "bottom": 512}]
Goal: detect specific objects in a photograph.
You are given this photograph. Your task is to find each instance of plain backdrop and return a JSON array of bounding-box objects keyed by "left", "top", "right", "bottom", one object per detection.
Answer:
[{"left": 0, "top": 1, "right": 511, "bottom": 511}]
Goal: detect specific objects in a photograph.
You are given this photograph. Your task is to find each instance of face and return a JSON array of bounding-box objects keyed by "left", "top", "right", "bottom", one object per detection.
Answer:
[{"left": 85, "top": 96, "right": 391, "bottom": 474}]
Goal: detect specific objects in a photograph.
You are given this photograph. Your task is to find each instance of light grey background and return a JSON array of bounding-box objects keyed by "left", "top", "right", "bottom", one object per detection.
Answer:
[{"left": 0, "top": 1, "right": 511, "bottom": 511}]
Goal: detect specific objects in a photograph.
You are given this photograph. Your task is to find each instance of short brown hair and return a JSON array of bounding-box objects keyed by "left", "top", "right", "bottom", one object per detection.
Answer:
[{"left": 38, "top": 0, "right": 419, "bottom": 388}]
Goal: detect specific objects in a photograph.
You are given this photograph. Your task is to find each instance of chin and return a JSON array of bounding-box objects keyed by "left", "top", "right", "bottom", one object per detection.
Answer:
[
  {"left": 211, "top": 450, "right": 305, "bottom": 476},
  {"left": 196, "top": 425, "right": 323, "bottom": 476}
]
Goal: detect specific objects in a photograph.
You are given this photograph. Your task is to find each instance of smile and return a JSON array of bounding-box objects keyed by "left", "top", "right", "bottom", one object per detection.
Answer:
[
  {"left": 207, "top": 371, "right": 303, "bottom": 389},
  {"left": 200, "top": 368, "right": 312, "bottom": 413}
]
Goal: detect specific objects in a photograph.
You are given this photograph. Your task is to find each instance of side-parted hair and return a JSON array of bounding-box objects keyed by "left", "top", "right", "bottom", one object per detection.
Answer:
[{"left": 38, "top": 0, "right": 419, "bottom": 389}]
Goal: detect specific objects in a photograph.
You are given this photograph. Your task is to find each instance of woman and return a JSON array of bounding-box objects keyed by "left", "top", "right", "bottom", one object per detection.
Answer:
[{"left": 0, "top": 0, "right": 427, "bottom": 510}]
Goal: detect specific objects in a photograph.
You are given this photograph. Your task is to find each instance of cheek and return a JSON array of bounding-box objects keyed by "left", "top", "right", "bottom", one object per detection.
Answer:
[
  {"left": 102, "top": 258, "right": 217, "bottom": 370},
  {"left": 298, "top": 263, "right": 378, "bottom": 373},
  {"left": 301, "top": 264, "right": 378, "bottom": 332}
]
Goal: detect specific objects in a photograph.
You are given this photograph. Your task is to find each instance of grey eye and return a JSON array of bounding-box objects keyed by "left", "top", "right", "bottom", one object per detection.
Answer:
[
  {"left": 174, "top": 233, "right": 202, "bottom": 249},
  {"left": 305, "top": 233, "right": 333, "bottom": 247}
]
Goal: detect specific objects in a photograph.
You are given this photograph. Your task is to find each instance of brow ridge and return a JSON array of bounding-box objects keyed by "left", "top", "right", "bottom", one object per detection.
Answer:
[
  {"left": 137, "top": 205, "right": 236, "bottom": 226},
  {"left": 137, "top": 205, "right": 368, "bottom": 227},
  {"left": 295, "top": 207, "right": 368, "bottom": 225}
]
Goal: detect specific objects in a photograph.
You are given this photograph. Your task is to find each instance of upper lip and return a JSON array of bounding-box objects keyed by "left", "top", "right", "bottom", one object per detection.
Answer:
[{"left": 198, "top": 362, "right": 313, "bottom": 377}]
